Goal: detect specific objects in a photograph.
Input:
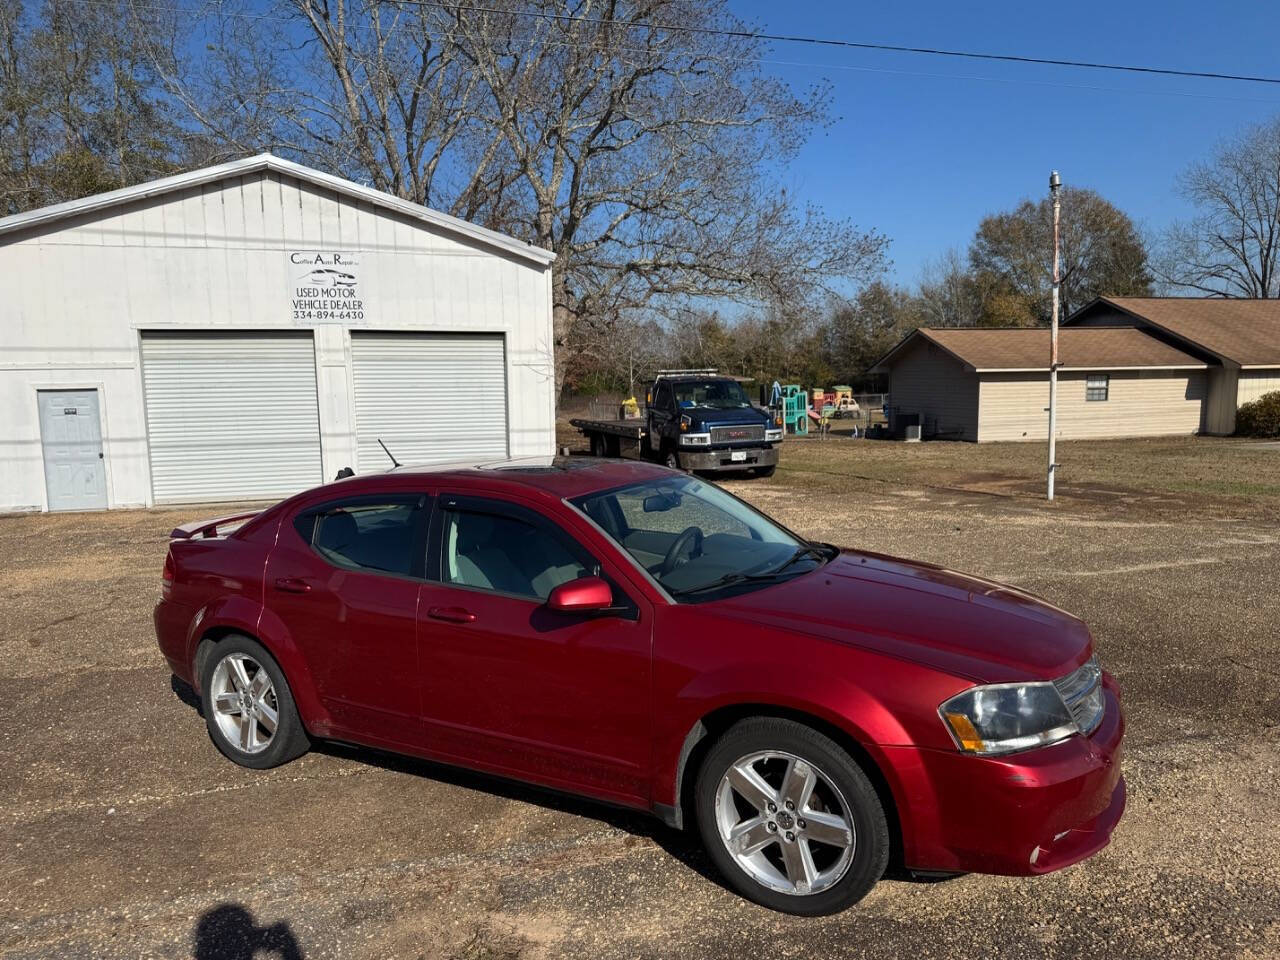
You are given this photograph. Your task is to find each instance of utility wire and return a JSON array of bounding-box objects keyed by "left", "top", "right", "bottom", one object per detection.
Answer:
[
  {"left": 61, "top": 0, "right": 1280, "bottom": 98},
  {"left": 413, "top": 0, "right": 1280, "bottom": 86}
]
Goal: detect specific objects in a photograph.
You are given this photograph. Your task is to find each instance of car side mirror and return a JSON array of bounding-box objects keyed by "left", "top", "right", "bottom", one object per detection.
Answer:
[{"left": 546, "top": 576, "right": 614, "bottom": 614}]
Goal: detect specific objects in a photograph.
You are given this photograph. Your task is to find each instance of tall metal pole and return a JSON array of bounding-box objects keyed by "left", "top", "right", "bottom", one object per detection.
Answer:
[{"left": 1047, "top": 170, "right": 1062, "bottom": 501}]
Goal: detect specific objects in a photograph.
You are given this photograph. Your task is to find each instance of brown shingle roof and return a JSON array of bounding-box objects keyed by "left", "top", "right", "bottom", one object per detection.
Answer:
[
  {"left": 1087, "top": 297, "right": 1280, "bottom": 366},
  {"left": 878, "top": 327, "right": 1206, "bottom": 372}
]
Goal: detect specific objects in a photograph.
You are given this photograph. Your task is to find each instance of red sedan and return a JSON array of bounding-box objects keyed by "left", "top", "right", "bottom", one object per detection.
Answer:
[{"left": 155, "top": 457, "right": 1124, "bottom": 915}]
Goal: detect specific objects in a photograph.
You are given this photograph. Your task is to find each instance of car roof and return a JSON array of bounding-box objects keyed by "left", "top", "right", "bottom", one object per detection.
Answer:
[{"left": 328, "top": 456, "right": 675, "bottom": 500}]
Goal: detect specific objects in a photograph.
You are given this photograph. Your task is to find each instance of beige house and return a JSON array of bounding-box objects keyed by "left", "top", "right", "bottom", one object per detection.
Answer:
[
  {"left": 1066, "top": 297, "right": 1280, "bottom": 434},
  {"left": 872, "top": 327, "right": 1208, "bottom": 443}
]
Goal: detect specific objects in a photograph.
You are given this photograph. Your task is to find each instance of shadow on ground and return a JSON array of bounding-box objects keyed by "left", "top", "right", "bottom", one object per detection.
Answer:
[
  {"left": 169, "top": 675, "right": 960, "bottom": 901},
  {"left": 194, "top": 904, "right": 304, "bottom": 960}
]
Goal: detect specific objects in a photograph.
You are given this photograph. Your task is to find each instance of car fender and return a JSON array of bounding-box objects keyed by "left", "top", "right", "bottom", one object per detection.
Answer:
[
  {"left": 655, "top": 659, "right": 917, "bottom": 821},
  {"left": 187, "top": 595, "right": 332, "bottom": 736}
]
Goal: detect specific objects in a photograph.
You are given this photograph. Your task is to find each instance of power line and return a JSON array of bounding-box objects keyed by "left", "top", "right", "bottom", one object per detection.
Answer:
[
  {"left": 62, "top": 0, "right": 1280, "bottom": 103},
  {"left": 413, "top": 1, "right": 1280, "bottom": 87}
]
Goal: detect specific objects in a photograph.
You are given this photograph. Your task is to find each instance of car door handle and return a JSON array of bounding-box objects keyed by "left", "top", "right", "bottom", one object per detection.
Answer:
[
  {"left": 274, "top": 577, "right": 312, "bottom": 594},
  {"left": 427, "top": 605, "right": 476, "bottom": 624}
]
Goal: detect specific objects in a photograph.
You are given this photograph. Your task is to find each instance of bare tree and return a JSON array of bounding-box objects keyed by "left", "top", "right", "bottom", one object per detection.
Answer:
[
  {"left": 444, "top": 0, "right": 889, "bottom": 387},
  {"left": 161, "top": 0, "right": 887, "bottom": 390},
  {"left": 915, "top": 249, "right": 983, "bottom": 327},
  {"left": 1161, "top": 115, "right": 1280, "bottom": 298},
  {"left": 156, "top": 0, "right": 483, "bottom": 202},
  {"left": 1, "top": 0, "right": 180, "bottom": 213}
]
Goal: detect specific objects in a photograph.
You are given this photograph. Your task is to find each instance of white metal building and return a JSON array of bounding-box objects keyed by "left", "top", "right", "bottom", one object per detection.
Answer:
[{"left": 0, "top": 154, "right": 557, "bottom": 512}]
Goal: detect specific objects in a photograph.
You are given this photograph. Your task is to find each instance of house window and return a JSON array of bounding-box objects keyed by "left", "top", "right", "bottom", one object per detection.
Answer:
[{"left": 1086, "top": 374, "right": 1109, "bottom": 402}]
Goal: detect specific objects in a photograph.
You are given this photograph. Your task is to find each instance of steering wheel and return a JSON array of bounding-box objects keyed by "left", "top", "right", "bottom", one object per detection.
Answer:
[{"left": 659, "top": 526, "right": 704, "bottom": 576}]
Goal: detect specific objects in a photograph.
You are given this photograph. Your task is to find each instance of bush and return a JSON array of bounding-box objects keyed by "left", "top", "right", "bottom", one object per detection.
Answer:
[{"left": 1236, "top": 390, "right": 1280, "bottom": 437}]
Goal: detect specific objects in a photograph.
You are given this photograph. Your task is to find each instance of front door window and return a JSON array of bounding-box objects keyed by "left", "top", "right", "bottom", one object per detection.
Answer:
[{"left": 442, "top": 508, "right": 589, "bottom": 600}]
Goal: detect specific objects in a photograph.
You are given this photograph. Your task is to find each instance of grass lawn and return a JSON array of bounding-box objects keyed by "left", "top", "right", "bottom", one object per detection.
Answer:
[{"left": 771, "top": 431, "right": 1280, "bottom": 509}]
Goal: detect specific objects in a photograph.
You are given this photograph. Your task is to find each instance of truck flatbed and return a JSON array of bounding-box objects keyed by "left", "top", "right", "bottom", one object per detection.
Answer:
[{"left": 568, "top": 417, "right": 647, "bottom": 440}]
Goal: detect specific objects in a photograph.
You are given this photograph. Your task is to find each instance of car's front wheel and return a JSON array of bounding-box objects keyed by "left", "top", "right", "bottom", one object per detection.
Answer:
[
  {"left": 695, "top": 718, "right": 889, "bottom": 915},
  {"left": 201, "top": 635, "right": 310, "bottom": 769}
]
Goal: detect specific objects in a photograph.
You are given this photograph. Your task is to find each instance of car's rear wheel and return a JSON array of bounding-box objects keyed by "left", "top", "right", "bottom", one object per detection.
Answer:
[
  {"left": 201, "top": 635, "right": 309, "bottom": 769},
  {"left": 695, "top": 718, "right": 889, "bottom": 915}
]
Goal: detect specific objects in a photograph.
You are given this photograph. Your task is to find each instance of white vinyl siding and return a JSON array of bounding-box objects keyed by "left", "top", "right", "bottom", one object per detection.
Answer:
[
  {"left": 886, "top": 340, "right": 979, "bottom": 440},
  {"left": 978, "top": 370, "right": 1205, "bottom": 442},
  {"left": 1237, "top": 369, "right": 1280, "bottom": 406},
  {"left": 350, "top": 332, "right": 508, "bottom": 472},
  {"left": 141, "top": 332, "right": 323, "bottom": 501}
]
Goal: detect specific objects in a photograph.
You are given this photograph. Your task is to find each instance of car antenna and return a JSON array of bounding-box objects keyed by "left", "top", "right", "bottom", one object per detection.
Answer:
[{"left": 378, "top": 439, "right": 401, "bottom": 468}]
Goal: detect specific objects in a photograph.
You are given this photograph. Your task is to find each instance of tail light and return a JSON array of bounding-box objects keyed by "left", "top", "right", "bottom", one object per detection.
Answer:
[{"left": 162, "top": 551, "right": 175, "bottom": 596}]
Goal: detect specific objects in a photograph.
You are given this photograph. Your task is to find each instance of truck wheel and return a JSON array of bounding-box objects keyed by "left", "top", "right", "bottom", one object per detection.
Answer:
[
  {"left": 664, "top": 448, "right": 682, "bottom": 471},
  {"left": 590, "top": 434, "right": 604, "bottom": 457},
  {"left": 754, "top": 465, "right": 776, "bottom": 478}
]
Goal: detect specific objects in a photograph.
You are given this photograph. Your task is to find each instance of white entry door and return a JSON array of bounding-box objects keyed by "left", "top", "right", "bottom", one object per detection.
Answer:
[{"left": 38, "top": 389, "right": 108, "bottom": 511}]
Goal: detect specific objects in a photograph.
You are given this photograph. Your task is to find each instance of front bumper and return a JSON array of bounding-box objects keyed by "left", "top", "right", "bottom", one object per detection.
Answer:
[
  {"left": 677, "top": 445, "right": 779, "bottom": 472},
  {"left": 884, "top": 680, "right": 1126, "bottom": 876}
]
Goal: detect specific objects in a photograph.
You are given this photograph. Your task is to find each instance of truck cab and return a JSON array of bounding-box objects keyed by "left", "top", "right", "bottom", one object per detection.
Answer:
[{"left": 645, "top": 371, "right": 783, "bottom": 476}]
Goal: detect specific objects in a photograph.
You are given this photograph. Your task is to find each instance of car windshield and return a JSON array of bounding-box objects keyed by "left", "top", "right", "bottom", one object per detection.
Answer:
[
  {"left": 571, "top": 475, "right": 829, "bottom": 600},
  {"left": 671, "top": 379, "right": 752, "bottom": 410}
]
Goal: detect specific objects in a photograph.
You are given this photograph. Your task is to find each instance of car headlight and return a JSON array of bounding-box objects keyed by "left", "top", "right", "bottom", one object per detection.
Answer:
[
  {"left": 765, "top": 428, "right": 783, "bottom": 442},
  {"left": 939, "top": 682, "right": 1077, "bottom": 756}
]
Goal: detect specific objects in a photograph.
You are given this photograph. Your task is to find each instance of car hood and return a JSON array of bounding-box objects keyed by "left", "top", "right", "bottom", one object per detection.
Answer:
[{"left": 714, "top": 549, "right": 1092, "bottom": 684}]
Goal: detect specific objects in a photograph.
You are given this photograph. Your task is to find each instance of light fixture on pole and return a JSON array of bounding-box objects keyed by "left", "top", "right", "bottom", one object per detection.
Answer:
[{"left": 1047, "top": 170, "right": 1062, "bottom": 501}]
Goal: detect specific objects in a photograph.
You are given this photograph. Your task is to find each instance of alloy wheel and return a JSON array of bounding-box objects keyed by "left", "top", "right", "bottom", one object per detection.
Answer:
[
  {"left": 209, "top": 652, "right": 279, "bottom": 754},
  {"left": 714, "top": 750, "right": 855, "bottom": 896}
]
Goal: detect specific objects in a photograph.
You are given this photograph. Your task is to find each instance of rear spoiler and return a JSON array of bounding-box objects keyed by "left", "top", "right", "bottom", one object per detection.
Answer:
[{"left": 169, "top": 512, "right": 261, "bottom": 540}]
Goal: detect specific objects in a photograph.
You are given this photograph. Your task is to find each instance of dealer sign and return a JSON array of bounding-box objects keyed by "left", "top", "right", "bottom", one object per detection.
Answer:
[{"left": 290, "top": 251, "right": 365, "bottom": 324}]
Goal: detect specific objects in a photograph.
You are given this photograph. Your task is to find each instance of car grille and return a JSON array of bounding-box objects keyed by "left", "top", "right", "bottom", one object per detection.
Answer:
[
  {"left": 709, "top": 424, "right": 765, "bottom": 444},
  {"left": 1053, "top": 656, "right": 1105, "bottom": 735}
]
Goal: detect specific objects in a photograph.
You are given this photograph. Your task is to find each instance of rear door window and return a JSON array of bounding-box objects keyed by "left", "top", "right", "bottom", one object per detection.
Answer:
[{"left": 295, "top": 496, "right": 428, "bottom": 577}]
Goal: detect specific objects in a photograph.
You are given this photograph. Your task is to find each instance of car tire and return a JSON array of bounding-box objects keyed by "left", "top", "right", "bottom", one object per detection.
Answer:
[
  {"left": 694, "top": 718, "right": 889, "bottom": 915},
  {"left": 754, "top": 465, "right": 776, "bottom": 478},
  {"left": 590, "top": 434, "right": 604, "bottom": 457},
  {"left": 201, "top": 634, "right": 310, "bottom": 770},
  {"left": 664, "top": 448, "right": 682, "bottom": 471}
]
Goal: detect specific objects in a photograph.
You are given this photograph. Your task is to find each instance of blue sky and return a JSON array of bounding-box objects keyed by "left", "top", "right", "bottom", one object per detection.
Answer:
[{"left": 731, "top": 0, "right": 1280, "bottom": 286}]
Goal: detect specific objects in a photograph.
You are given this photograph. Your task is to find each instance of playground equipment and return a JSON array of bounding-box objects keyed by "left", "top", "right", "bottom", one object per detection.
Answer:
[
  {"left": 781, "top": 384, "right": 809, "bottom": 436},
  {"left": 832, "top": 386, "right": 860, "bottom": 416},
  {"left": 808, "top": 385, "right": 860, "bottom": 419}
]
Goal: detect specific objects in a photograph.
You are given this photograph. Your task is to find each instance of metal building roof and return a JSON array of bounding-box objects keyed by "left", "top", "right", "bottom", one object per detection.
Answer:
[{"left": 0, "top": 153, "right": 556, "bottom": 267}]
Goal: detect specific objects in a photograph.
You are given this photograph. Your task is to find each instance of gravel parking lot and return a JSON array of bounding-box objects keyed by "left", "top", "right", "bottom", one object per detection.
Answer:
[{"left": 2, "top": 436, "right": 1278, "bottom": 959}]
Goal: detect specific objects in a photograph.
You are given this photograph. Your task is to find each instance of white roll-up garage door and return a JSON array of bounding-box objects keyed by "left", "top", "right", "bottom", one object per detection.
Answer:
[
  {"left": 351, "top": 332, "right": 508, "bottom": 472},
  {"left": 141, "top": 331, "right": 323, "bottom": 502}
]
